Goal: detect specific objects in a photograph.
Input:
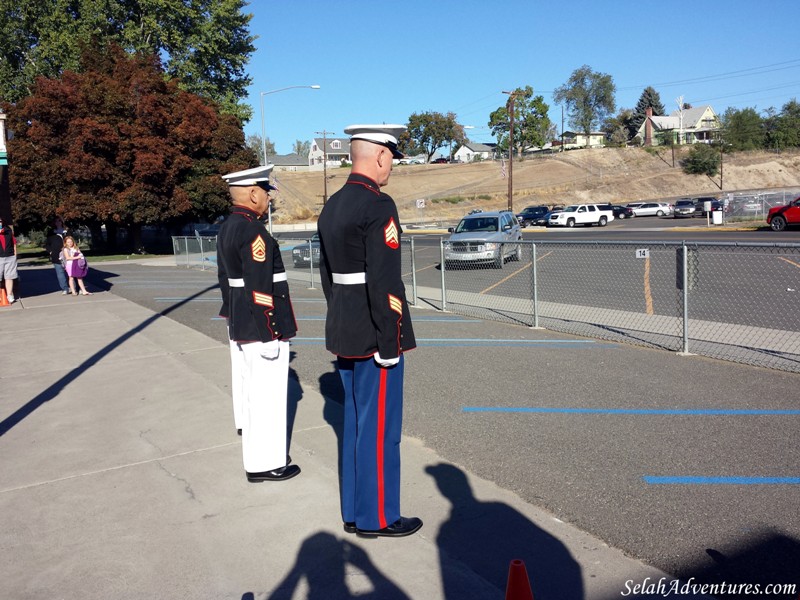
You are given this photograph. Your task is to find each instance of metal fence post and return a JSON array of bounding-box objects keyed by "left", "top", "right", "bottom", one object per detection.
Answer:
[
  {"left": 198, "top": 235, "right": 206, "bottom": 270},
  {"left": 681, "top": 240, "right": 690, "bottom": 354},
  {"left": 531, "top": 242, "right": 540, "bottom": 328},
  {"left": 410, "top": 236, "right": 418, "bottom": 305},
  {"left": 184, "top": 237, "right": 190, "bottom": 268},
  {"left": 308, "top": 239, "right": 316, "bottom": 289},
  {"left": 440, "top": 238, "right": 447, "bottom": 311}
]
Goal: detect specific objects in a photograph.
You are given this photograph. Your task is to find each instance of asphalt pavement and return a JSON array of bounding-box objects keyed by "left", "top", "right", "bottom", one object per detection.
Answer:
[{"left": 1, "top": 254, "right": 797, "bottom": 600}]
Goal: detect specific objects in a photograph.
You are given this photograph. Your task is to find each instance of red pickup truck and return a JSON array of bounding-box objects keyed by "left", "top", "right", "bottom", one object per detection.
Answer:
[{"left": 767, "top": 196, "right": 800, "bottom": 231}]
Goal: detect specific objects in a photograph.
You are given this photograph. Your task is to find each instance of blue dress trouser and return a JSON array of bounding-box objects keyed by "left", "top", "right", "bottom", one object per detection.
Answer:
[
  {"left": 337, "top": 355, "right": 404, "bottom": 530},
  {"left": 53, "top": 263, "right": 68, "bottom": 292}
]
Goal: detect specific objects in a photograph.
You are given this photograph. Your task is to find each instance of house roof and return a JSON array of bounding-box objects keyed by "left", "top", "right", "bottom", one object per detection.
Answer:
[
  {"left": 313, "top": 137, "right": 350, "bottom": 153},
  {"left": 271, "top": 153, "right": 307, "bottom": 166},
  {"left": 641, "top": 105, "right": 718, "bottom": 133},
  {"left": 459, "top": 142, "right": 496, "bottom": 153}
]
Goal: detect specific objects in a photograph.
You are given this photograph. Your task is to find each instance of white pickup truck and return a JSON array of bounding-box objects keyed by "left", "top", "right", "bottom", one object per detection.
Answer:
[{"left": 548, "top": 203, "right": 615, "bottom": 227}]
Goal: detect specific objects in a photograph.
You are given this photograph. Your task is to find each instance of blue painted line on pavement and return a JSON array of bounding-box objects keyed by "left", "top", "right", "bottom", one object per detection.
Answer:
[
  {"left": 463, "top": 407, "right": 800, "bottom": 415},
  {"left": 644, "top": 476, "right": 800, "bottom": 485}
]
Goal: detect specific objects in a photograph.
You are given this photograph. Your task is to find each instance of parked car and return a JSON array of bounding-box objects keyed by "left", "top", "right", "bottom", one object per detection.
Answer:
[
  {"left": 693, "top": 197, "right": 719, "bottom": 217},
  {"left": 625, "top": 202, "right": 645, "bottom": 212},
  {"left": 673, "top": 199, "right": 697, "bottom": 218},
  {"left": 292, "top": 233, "right": 321, "bottom": 267},
  {"left": 432, "top": 157, "right": 449, "bottom": 164},
  {"left": 766, "top": 195, "right": 800, "bottom": 231},
  {"left": 548, "top": 204, "right": 614, "bottom": 227},
  {"left": 631, "top": 202, "right": 672, "bottom": 217},
  {"left": 516, "top": 206, "right": 550, "bottom": 227},
  {"left": 611, "top": 205, "right": 634, "bottom": 219},
  {"left": 534, "top": 210, "right": 560, "bottom": 227},
  {"left": 444, "top": 210, "right": 522, "bottom": 268}
]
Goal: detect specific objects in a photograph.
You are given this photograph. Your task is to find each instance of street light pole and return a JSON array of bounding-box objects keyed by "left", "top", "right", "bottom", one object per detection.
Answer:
[
  {"left": 315, "top": 129, "right": 335, "bottom": 204},
  {"left": 502, "top": 90, "right": 518, "bottom": 212},
  {"left": 259, "top": 85, "right": 320, "bottom": 165}
]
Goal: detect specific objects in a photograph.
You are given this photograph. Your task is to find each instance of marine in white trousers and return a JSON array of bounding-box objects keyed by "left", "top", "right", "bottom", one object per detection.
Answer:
[
  {"left": 228, "top": 328, "right": 244, "bottom": 432},
  {"left": 239, "top": 339, "right": 291, "bottom": 473}
]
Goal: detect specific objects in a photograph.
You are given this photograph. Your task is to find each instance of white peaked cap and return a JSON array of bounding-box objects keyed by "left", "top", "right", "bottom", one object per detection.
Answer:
[
  {"left": 344, "top": 124, "right": 406, "bottom": 158},
  {"left": 222, "top": 164, "right": 276, "bottom": 189}
]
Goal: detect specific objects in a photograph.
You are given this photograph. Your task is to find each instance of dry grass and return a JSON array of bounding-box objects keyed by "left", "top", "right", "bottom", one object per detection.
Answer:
[{"left": 271, "top": 147, "right": 800, "bottom": 223}]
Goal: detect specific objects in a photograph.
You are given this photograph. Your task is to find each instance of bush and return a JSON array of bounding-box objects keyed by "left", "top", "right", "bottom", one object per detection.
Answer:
[{"left": 682, "top": 143, "right": 720, "bottom": 177}]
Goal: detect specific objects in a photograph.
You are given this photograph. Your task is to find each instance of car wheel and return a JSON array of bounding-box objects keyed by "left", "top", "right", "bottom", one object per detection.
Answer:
[
  {"left": 511, "top": 244, "right": 521, "bottom": 261},
  {"left": 656, "top": 210, "right": 665, "bottom": 216},
  {"left": 618, "top": 213, "right": 626, "bottom": 219},
  {"left": 567, "top": 218, "right": 575, "bottom": 228},
  {"left": 770, "top": 216, "right": 787, "bottom": 232},
  {"left": 494, "top": 252, "right": 504, "bottom": 269},
  {"left": 598, "top": 216, "right": 607, "bottom": 227}
]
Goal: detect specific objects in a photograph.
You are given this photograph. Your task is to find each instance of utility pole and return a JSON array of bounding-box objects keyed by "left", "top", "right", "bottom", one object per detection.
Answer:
[
  {"left": 502, "top": 90, "right": 519, "bottom": 212},
  {"left": 315, "top": 130, "right": 335, "bottom": 204}
]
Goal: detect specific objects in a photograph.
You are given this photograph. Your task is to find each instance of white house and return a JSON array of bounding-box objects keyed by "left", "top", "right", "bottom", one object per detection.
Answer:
[
  {"left": 638, "top": 105, "right": 720, "bottom": 146},
  {"left": 271, "top": 153, "right": 310, "bottom": 172},
  {"left": 453, "top": 142, "right": 497, "bottom": 162},
  {"left": 308, "top": 137, "right": 350, "bottom": 170},
  {"left": 562, "top": 131, "right": 606, "bottom": 149}
]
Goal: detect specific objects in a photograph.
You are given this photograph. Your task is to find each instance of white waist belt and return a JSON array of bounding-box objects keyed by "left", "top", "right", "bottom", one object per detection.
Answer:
[
  {"left": 332, "top": 272, "right": 366, "bottom": 285},
  {"left": 228, "top": 274, "right": 286, "bottom": 287}
]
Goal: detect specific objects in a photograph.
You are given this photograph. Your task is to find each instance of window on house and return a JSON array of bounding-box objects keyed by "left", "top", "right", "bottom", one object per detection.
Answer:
[{"left": 331, "top": 140, "right": 341, "bottom": 150}]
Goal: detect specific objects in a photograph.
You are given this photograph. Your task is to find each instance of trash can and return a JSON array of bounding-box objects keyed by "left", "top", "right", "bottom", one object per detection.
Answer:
[{"left": 712, "top": 211, "right": 723, "bottom": 225}]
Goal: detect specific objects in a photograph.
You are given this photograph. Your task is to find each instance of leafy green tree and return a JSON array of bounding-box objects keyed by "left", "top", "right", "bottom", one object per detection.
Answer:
[
  {"left": 553, "top": 65, "right": 616, "bottom": 147},
  {"left": 629, "top": 86, "right": 665, "bottom": 139},
  {"left": 6, "top": 43, "right": 254, "bottom": 249},
  {"left": 488, "top": 86, "right": 551, "bottom": 157},
  {"left": 246, "top": 134, "right": 275, "bottom": 164},
  {"left": 766, "top": 99, "right": 800, "bottom": 150},
  {"left": 292, "top": 140, "right": 311, "bottom": 158},
  {"left": 721, "top": 107, "right": 764, "bottom": 151},
  {"left": 0, "top": 0, "right": 255, "bottom": 122},
  {"left": 403, "top": 111, "right": 466, "bottom": 162},
  {"left": 682, "top": 142, "right": 720, "bottom": 177},
  {"left": 604, "top": 108, "right": 634, "bottom": 147}
]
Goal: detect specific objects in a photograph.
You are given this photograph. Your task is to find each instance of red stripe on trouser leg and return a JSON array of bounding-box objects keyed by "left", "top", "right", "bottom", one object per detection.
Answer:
[{"left": 376, "top": 367, "right": 388, "bottom": 528}]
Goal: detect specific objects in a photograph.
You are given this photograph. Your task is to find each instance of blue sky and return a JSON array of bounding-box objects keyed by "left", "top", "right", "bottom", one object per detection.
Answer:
[{"left": 243, "top": 0, "right": 800, "bottom": 154}]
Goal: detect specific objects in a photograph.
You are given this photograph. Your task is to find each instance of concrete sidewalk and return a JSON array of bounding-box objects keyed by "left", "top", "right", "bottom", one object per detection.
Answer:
[{"left": 0, "top": 279, "right": 697, "bottom": 599}]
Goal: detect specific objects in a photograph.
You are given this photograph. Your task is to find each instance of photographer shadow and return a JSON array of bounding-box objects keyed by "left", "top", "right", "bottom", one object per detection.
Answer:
[{"left": 427, "top": 463, "right": 584, "bottom": 599}]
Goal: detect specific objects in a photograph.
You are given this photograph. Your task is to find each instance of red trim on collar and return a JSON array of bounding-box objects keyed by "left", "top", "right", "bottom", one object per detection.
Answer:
[{"left": 347, "top": 173, "right": 380, "bottom": 195}]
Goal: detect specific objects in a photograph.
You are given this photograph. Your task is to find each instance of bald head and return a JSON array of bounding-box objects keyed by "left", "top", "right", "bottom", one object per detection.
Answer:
[
  {"left": 350, "top": 139, "right": 394, "bottom": 187},
  {"left": 229, "top": 186, "right": 251, "bottom": 205},
  {"left": 228, "top": 184, "right": 270, "bottom": 217}
]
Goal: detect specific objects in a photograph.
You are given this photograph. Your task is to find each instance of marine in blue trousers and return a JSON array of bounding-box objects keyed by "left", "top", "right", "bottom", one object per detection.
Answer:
[{"left": 318, "top": 124, "right": 422, "bottom": 538}]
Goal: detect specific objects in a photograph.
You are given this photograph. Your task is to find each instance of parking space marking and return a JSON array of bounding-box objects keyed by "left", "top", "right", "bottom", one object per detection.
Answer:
[
  {"left": 643, "top": 256, "right": 654, "bottom": 315},
  {"left": 404, "top": 262, "right": 438, "bottom": 278},
  {"left": 643, "top": 476, "right": 800, "bottom": 485},
  {"left": 778, "top": 256, "right": 800, "bottom": 269},
  {"left": 462, "top": 407, "right": 800, "bottom": 415},
  {"left": 479, "top": 250, "right": 552, "bottom": 295}
]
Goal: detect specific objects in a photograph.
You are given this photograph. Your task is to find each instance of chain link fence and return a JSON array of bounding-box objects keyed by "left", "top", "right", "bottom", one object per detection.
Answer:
[
  {"left": 171, "top": 236, "right": 218, "bottom": 270},
  {"left": 402, "top": 239, "right": 800, "bottom": 373}
]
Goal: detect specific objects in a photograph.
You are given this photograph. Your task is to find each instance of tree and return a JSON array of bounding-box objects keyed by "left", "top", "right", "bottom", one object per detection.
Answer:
[
  {"left": 246, "top": 134, "right": 275, "bottom": 164},
  {"left": 629, "top": 86, "right": 665, "bottom": 140},
  {"left": 721, "top": 107, "right": 765, "bottom": 151},
  {"left": 6, "top": 43, "right": 254, "bottom": 249},
  {"left": 603, "top": 108, "right": 634, "bottom": 147},
  {"left": 488, "top": 86, "right": 551, "bottom": 157},
  {"left": 292, "top": 140, "right": 311, "bottom": 158},
  {"left": 0, "top": 0, "right": 256, "bottom": 122},
  {"left": 765, "top": 99, "right": 800, "bottom": 150},
  {"left": 403, "top": 111, "right": 466, "bottom": 162},
  {"left": 682, "top": 143, "right": 720, "bottom": 177},
  {"left": 553, "top": 65, "right": 616, "bottom": 147}
]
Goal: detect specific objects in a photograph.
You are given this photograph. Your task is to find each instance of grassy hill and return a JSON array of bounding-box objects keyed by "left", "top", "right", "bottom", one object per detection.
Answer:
[{"left": 271, "top": 146, "right": 800, "bottom": 224}]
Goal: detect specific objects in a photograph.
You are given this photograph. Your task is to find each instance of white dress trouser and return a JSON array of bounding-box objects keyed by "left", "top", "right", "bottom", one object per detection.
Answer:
[
  {"left": 228, "top": 329, "right": 245, "bottom": 430},
  {"left": 239, "top": 340, "right": 290, "bottom": 473}
]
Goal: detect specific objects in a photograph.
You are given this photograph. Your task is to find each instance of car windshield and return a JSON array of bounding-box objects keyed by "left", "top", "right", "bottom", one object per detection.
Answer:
[
  {"left": 455, "top": 217, "right": 498, "bottom": 233},
  {"left": 676, "top": 200, "right": 693, "bottom": 206},
  {"left": 562, "top": 205, "right": 579, "bottom": 213}
]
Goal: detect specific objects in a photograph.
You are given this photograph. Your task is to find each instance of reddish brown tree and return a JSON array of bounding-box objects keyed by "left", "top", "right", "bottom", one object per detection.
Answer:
[{"left": 6, "top": 44, "right": 255, "bottom": 250}]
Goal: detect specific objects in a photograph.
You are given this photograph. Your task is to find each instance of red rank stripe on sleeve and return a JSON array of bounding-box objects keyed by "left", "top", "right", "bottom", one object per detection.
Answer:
[
  {"left": 388, "top": 293, "right": 403, "bottom": 315},
  {"left": 384, "top": 218, "right": 399, "bottom": 249},
  {"left": 253, "top": 291, "right": 274, "bottom": 307}
]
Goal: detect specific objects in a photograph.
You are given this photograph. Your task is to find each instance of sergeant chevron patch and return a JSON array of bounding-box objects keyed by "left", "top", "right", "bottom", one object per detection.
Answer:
[
  {"left": 251, "top": 236, "right": 266, "bottom": 262},
  {"left": 388, "top": 293, "right": 403, "bottom": 315},
  {"left": 384, "top": 218, "right": 399, "bottom": 249},
  {"left": 253, "top": 291, "right": 274, "bottom": 308}
]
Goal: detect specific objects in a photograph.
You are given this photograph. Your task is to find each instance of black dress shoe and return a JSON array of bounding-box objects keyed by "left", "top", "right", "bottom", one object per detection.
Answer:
[
  {"left": 246, "top": 464, "right": 301, "bottom": 482},
  {"left": 343, "top": 521, "right": 357, "bottom": 534},
  {"left": 237, "top": 429, "right": 242, "bottom": 436},
  {"left": 356, "top": 516, "right": 422, "bottom": 538}
]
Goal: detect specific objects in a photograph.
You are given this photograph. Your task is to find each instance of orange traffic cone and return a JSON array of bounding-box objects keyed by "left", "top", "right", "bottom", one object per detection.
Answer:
[
  {"left": 0, "top": 287, "right": 8, "bottom": 306},
  {"left": 505, "top": 559, "right": 534, "bottom": 600}
]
